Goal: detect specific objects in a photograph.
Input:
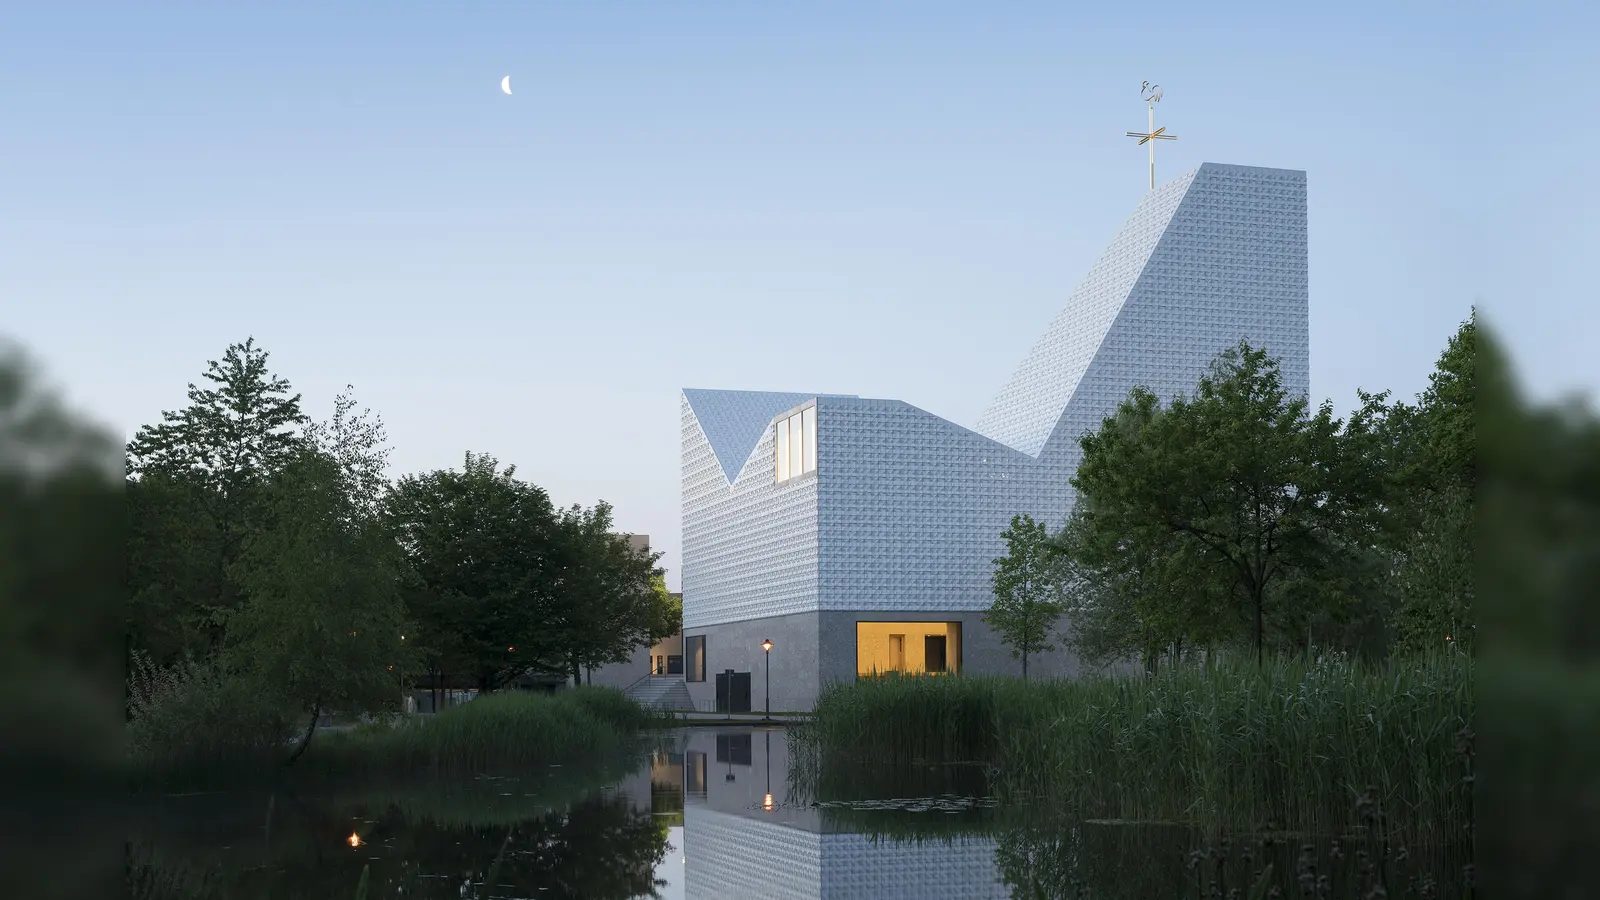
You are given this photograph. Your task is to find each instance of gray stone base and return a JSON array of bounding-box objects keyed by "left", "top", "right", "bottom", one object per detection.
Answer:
[{"left": 684, "top": 609, "right": 1085, "bottom": 711}]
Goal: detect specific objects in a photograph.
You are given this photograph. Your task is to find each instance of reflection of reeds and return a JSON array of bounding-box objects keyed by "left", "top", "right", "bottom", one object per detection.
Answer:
[{"left": 794, "top": 655, "right": 1472, "bottom": 844}]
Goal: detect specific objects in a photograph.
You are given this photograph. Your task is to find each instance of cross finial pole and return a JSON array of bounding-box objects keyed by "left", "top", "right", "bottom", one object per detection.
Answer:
[{"left": 1127, "top": 82, "right": 1177, "bottom": 192}]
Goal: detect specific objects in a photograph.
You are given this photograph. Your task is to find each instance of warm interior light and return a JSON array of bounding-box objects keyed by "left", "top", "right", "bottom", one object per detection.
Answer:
[
  {"left": 762, "top": 793, "right": 775, "bottom": 811},
  {"left": 347, "top": 832, "right": 361, "bottom": 848}
]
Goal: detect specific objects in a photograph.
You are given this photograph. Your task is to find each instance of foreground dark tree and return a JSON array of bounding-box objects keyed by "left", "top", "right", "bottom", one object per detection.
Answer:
[
  {"left": 386, "top": 453, "right": 562, "bottom": 692},
  {"left": 984, "top": 514, "right": 1067, "bottom": 678},
  {"left": 1070, "top": 343, "right": 1370, "bottom": 663}
]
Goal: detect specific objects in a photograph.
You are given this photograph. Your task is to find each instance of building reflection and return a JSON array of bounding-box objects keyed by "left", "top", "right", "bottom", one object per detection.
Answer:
[{"left": 678, "top": 726, "right": 1009, "bottom": 900}]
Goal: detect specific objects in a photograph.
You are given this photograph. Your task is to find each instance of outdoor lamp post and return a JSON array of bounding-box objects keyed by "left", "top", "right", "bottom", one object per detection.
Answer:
[{"left": 761, "top": 639, "right": 774, "bottom": 719}]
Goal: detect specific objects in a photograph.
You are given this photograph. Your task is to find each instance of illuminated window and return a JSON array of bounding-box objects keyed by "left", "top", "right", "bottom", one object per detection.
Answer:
[
  {"left": 856, "top": 622, "right": 962, "bottom": 677},
  {"left": 775, "top": 403, "right": 818, "bottom": 483}
]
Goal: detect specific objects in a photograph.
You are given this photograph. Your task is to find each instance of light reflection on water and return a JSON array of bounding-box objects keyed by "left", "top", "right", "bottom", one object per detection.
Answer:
[{"left": 126, "top": 726, "right": 1470, "bottom": 899}]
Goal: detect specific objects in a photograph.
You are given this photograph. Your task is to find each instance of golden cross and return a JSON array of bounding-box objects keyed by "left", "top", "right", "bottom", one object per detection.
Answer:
[{"left": 1126, "top": 83, "right": 1177, "bottom": 191}]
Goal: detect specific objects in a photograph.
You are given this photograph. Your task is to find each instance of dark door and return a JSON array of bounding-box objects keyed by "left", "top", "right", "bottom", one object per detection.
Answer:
[
  {"left": 667, "top": 655, "right": 683, "bottom": 675},
  {"left": 714, "top": 670, "right": 753, "bottom": 712},
  {"left": 925, "top": 635, "right": 948, "bottom": 673}
]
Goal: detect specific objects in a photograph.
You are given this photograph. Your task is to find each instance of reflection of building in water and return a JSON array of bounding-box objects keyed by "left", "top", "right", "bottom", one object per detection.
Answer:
[{"left": 682, "top": 727, "right": 1009, "bottom": 899}]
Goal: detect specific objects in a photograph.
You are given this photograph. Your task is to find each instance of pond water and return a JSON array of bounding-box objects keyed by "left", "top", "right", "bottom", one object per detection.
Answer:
[{"left": 128, "top": 726, "right": 1472, "bottom": 899}]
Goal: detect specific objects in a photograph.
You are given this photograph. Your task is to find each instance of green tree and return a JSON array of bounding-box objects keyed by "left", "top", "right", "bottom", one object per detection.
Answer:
[
  {"left": 304, "top": 385, "right": 390, "bottom": 518},
  {"left": 227, "top": 449, "right": 413, "bottom": 763},
  {"left": 386, "top": 453, "right": 562, "bottom": 693},
  {"left": 126, "top": 338, "right": 308, "bottom": 656},
  {"left": 1071, "top": 344, "right": 1369, "bottom": 663},
  {"left": 1058, "top": 499, "right": 1234, "bottom": 672},
  {"left": 551, "top": 502, "right": 668, "bottom": 684},
  {"left": 983, "top": 514, "right": 1067, "bottom": 678},
  {"left": 1382, "top": 311, "right": 1477, "bottom": 653}
]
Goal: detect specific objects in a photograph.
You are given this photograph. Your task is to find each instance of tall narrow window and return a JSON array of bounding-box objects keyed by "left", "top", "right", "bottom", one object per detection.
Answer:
[
  {"left": 685, "top": 635, "right": 706, "bottom": 682},
  {"left": 775, "top": 418, "right": 790, "bottom": 482},
  {"left": 788, "top": 412, "right": 804, "bottom": 479},
  {"left": 802, "top": 405, "right": 817, "bottom": 474}
]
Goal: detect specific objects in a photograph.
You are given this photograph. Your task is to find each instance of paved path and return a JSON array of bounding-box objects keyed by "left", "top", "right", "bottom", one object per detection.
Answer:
[{"left": 663, "top": 711, "right": 809, "bottom": 725}]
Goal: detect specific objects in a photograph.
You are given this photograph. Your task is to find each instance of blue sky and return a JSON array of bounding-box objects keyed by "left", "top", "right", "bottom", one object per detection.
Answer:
[{"left": 2, "top": 2, "right": 1590, "bottom": 588}]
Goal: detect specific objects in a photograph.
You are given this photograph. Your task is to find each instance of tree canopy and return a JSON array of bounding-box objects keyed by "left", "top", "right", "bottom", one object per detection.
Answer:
[
  {"left": 1056, "top": 314, "right": 1481, "bottom": 667},
  {"left": 124, "top": 339, "right": 676, "bottom": 765}
]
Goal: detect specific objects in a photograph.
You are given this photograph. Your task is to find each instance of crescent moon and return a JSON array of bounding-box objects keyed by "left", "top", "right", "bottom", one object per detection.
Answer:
[{"left": 501, "top": 75, "right": 511, "bottom": 95}]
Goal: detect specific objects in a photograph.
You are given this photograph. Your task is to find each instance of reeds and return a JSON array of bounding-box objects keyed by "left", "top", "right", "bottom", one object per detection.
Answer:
[
  {"left": 128, "top": 686, "right": 659, "bottom": 789},
  {"left": 308, "top": 687, "right": 657, "bottom": 777},
  {"left": 794, "top": 654, "right": 1473, "bottom": 844}
]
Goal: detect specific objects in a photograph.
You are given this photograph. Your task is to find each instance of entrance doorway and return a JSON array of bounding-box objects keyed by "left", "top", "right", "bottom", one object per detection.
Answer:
[
  {"left": 714, "top": 669, "right": 752, "bottom": 713},
  {"left": 924, "top": 635, "right": 948, "bottom": 673}
]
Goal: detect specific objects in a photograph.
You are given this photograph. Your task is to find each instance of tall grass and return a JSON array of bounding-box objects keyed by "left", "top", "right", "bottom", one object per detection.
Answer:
[
  {"left": 307, "top": 687, "right": 657, "bottom": 777},
  {"left": 128, "top": 683, "right": 659, "bottom": 789},
  {"left": 793, "top": 654, "right": 1473, "bottom": 843}
]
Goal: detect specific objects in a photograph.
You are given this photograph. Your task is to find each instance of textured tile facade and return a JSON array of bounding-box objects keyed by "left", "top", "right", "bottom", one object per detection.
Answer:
[
  {"left": 682, "top": 390, "right": 833, "bottom": 629},
  {"left": 815, "top": 398, "right": 1068, "bottom": 613},
  {"left": 682, "top": 162, "right": 1309, "bottom": 649}
]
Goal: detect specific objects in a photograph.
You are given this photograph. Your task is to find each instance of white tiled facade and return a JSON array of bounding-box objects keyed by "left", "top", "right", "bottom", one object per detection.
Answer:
[
  {"left": 682, "top": 162, "right": 1309, "bottom": 653},
  {"left": 685, "top": 807, "right": 1008, "bottom": 900}
]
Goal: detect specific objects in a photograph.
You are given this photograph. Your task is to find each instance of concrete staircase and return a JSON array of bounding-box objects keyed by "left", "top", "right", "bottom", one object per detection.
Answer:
[{"left": 624, "top": 675, "right": 694, "bottom": 711}]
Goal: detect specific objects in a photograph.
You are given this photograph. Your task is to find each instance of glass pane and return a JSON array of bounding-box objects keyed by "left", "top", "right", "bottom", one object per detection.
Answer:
[
  {"left": 802, "top": 405, "right": 817, "bottom": 473},
  {"left": 775, "top": 419, "right": 790, "bottom": 481},
  {"left": 789, "top": 413, "right": 804, "bottom": 479}
]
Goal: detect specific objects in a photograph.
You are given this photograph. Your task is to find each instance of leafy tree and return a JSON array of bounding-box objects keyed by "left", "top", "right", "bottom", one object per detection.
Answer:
[
  {"left": 983, "top": 514, "right": 1067, "bottom": 678},
  {"left": 649, "top": 574, "right": 682, "bottom": 642},
  {"left": 127, "top": 473, "right": 223, "bottom": 665},
  {"left": 227, "top": 449, "right": 413, "bottom": 763},
  {"left": 1070, "top": 344, "right": 1370, "bottom": 663},
  {"left": 386, "top": 453, "right": 562, "bottom": 693},
  {"left": 304, "top": 385, "right": 390, "bottom": 518},
  {"left": 1058, "top": 499, "right": 1234, "bottom": 672},
  {"left": 126, "top": 338, "right": 307, "bottom": 656},
  {"left": 551, "top": 502, "right": 668, "bottom": 684},
  {"left": 1381, "top": 312, "right": 1477, "bottom": 653}
]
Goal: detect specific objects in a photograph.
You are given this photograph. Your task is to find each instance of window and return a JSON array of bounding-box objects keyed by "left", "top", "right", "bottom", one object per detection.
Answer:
[
  {"left": 775, "top": 418, "right": 790, "bottom": 482},
  {"left": 775, "top": 403, "right": 818, "bottom": 482},
  {"left": 789, "top": 412, "right": 803, "bottom": 479},
  {"left": 802, "top": 405, "right": 816, "bottom": 474},
  {"left": 856, "top": 622, "right": 963, "bottom": 677},
  {"left": 685, "top": 635, "right": 706, "bottom": 682}
]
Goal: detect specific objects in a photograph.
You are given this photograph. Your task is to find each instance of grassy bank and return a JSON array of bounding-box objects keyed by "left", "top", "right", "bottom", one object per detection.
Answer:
[
  {"left": 793, "top": 654, "right": 1473, "bottom": 842},
  {"left": 308, "top": 687, "right": 656, "bottom": 777},
  {"left": 129, "top": 686, "right": 659, "bottom": 789}
]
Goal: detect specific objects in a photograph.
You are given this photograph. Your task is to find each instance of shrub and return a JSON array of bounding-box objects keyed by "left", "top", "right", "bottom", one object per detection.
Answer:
[{"left": 125, "top": 652, "right": 292, "bottom": 778}]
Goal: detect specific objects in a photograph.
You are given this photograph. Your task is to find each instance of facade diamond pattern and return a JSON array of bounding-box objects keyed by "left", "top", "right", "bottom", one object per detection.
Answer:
[{"left": 683, "top": 163, "right": 1309, "bottom": 628}]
